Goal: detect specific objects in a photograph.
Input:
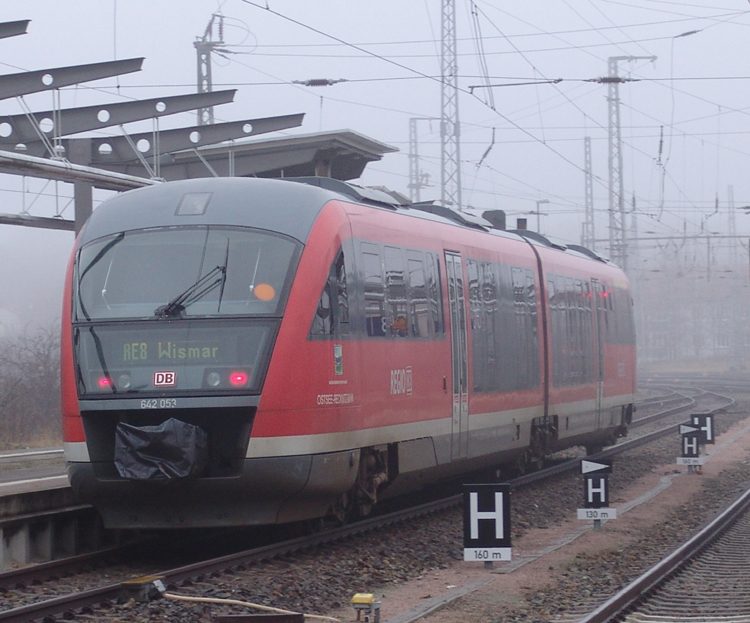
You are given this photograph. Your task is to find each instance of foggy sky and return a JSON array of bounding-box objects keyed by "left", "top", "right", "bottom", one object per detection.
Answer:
[{"left": 1, "top": 1, "right": 749, "bottom": 332}]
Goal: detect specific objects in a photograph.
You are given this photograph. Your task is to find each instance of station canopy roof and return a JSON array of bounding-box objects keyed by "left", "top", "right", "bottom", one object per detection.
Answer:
[{"left": 152, "top": 129, "right": 398, "bottom": 182}]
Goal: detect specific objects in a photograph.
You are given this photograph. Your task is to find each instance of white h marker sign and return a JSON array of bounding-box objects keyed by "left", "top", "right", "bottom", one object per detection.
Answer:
[
  {"left": 692, "top": 414, "right": 714, "bottom": 444},
  {"left": 470, "top": 491, "right": 504, "bottom": 539},
  {"left": 586, "top": 476, "right": 608, "bottom": 506},
  {"left": 683, "top": 435, "right": 699, "bottom": 456},
  {"left": 463, "top": 484, "right": 512, "bottom": 562}
]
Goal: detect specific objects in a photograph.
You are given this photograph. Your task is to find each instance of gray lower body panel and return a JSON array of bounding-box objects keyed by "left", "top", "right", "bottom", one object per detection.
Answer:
[{"left": 69, "top": 450, "right": 358, "bottom": 529}]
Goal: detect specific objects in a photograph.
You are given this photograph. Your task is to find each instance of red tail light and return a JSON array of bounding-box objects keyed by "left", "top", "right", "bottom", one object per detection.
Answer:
[{"left": 229, "top": 371, "right": 248, "bottom": 387}]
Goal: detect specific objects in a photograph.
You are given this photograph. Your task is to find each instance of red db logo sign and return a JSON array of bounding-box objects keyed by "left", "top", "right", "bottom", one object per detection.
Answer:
[{"left": 154, "top": 371, "right": 176, "bottom": 387}]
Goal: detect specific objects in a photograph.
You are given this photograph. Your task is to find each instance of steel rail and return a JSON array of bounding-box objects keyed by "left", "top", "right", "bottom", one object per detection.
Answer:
[
  {"left": 0, "top": 542, "right": 143, "bottom": 590},
  {"left": 0, "top": 584, "right": 121, "bottom": 623},
  {"left": 577, "top": 485, "right": 750, "bottom": 623},
  {"left": 630, "top": 392, "right": 695, "bottom": 427}
]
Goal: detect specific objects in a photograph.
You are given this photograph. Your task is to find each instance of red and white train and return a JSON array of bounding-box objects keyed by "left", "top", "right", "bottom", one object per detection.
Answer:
[{"left": 61, "top": 176, "right": 636, "bottom": 528}]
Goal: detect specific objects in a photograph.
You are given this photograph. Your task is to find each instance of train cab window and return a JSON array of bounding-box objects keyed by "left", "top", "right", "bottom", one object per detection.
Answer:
[
  {"left": 76, "top": 226, "right": 299, "bottom": 320},
  {"left": 362, "top": 242, "right": 386, "bottom": 337},
  {"left": 384, "top": 246, "right": 409, "bottom": 338},
  {"left": 310, "top": 249, "right": 350, "bottom": 339}
]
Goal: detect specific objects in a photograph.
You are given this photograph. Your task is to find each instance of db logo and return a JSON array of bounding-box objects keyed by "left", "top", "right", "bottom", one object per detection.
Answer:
[{"left": 154, "top": 371, "right": 176, "bottom": 387}]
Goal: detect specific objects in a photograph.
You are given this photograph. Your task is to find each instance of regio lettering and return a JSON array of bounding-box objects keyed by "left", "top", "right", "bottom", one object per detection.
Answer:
[{"left": 390, "top": 367, "right": 413, "bottom": 396}]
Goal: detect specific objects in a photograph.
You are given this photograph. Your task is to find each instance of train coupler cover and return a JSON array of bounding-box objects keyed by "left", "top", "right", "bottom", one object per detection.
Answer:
[{"left": 114, "top": 417, "right": 208, "bottom": 481}]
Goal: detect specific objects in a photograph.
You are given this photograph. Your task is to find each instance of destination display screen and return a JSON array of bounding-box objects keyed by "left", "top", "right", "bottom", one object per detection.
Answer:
[{"left": 75, "top": 320, "right": 277, "bottom": 396}]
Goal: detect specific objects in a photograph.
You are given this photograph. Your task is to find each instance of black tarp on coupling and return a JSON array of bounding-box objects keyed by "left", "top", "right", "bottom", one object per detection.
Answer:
[{"left": 114, "top": 418, "right": 208, "bottom": 480}]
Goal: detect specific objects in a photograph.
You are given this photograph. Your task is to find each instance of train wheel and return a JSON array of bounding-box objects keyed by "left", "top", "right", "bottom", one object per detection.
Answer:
[
  {"left": 512, "top": 448, "right": 541, "bottom": 475},
  {"left": 328, "top": 491, "right": 353, "bottom": 526},
  {"left": 526, "top": 431, "right": 546, "bottom": 471},
  {"left": 357, "top": 501, "right": 374, "bottom": 518}
]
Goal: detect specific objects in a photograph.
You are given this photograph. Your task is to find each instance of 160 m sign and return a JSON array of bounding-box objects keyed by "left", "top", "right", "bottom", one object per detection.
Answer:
[{"left": 463, "top": 484, "right": 512, "bottom": 562}]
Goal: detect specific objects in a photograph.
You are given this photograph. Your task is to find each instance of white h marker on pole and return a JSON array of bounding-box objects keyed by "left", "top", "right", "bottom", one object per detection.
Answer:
[
  {"left": 587, "top": 477, "right": 607, "bottom": 505},
  {"left": 684, "top": 435, "right": 699, "bottom": 455},
  {"left": 469, "top": 491, "right": 504, "bottom": 539},
  {"left": 694, "top": 417, "right": 713, "bottom": 442}
]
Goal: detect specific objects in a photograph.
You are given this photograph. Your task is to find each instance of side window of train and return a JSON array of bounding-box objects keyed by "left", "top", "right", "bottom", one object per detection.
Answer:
[
  {"left": 407, "top": 250, "right": 429, "bottom": 338},
  {"left": 384, "top": 246, "right": 409, "bottom": 338},
  {"left": 612, "top": 287, "right": 635, "bottom": 344},
  {"left": 602, "top": 285, "right": 618, "bottom": 343},
  {"left": 624, "top": 291, "right": 636, "bottom": 344},
  {"left": 361, "top": 242, "right": 386, "bottom": 337},
  {"left": 599, "top": 285, "right": 609, "bottom": 333},
  {"left": 549, "top": 272, "right": 581, "bottom": 387},
  {"left": 310, "top": 271, "right": 334, "bottom": 338},
  {"left": 466, "top": 261, "right": 539, "bottom": 393},
  {"left": 525, "top": 269, "right": 536, "bottom": 309},
  {"left": 468, "top": 259, "right": 500, "bottom": 392},
  {"left": 467, "top": 259, "right": 482, "bottom": 391},
  {"left": 426, "top": 252, "right": 445, "bottom": 335},
  {"left": 309, "top": 248, "right": 350, "bottom": 339},
  {"left": 467, "top": 259, "right": 480, "bottom": 330},
  {"left": 335, "top": 250, "right": 350, "bottom": 336}
]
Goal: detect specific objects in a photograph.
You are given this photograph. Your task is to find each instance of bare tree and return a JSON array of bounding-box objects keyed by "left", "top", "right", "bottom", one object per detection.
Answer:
[{"left": 0, "top": 324, "right": 62, "bottom": 446}]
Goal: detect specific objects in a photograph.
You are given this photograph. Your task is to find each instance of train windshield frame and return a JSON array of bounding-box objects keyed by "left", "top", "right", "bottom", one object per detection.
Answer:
[{"left": 75, "top": 225, "right": 301, "bottom": 321}]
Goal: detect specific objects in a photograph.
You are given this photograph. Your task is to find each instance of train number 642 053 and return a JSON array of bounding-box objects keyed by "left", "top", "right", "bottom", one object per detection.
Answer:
[{"left": 140, "top": 398, "right": 177, "bottom": 409}]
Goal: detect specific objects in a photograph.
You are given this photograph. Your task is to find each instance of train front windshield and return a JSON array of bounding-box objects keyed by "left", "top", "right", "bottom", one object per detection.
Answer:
[{"left": 73, "top": 226, "right": 300, "bottom": 397}]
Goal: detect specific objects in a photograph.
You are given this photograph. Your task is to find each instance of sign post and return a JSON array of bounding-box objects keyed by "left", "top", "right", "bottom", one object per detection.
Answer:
[
  {"left": 577, "top": 459, "right": 616, "bottom": 530},
  {"left": 463, "top": 484, "right": 511, "bottom": 568}
]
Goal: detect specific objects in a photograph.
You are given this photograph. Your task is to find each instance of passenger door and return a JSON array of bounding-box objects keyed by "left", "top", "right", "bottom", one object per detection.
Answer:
[{"left": 445, "top": 251, "right": 469, "bottom": 459}]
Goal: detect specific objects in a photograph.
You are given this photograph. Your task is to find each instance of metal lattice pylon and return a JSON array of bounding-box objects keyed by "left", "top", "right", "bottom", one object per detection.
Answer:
[
  {"left": 603, "top": 55, "right": 655, "bottom": 270},
  {"left": 441, "top": 0, "right": 462, "bottom": 210},
  {"left": 195, "top": 14, "right": 225, "bottom": 126},
  {"left": 582, "top": 136, "right": 595, "bottom": 249}
]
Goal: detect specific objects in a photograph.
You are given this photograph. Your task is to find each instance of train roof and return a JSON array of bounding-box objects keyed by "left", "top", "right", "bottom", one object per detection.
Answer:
[
  {"left": 78, "top": 176, "right": 613, "bottom": 268},
  {"left": 79, "top": 177, "right": 341, "bottom": 245},
  {"left": 284, "top": 176, "right": 612, "bottom": 266}
]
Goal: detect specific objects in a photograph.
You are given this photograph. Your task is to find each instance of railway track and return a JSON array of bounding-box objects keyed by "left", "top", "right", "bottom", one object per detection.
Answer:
[
  {"left": 578, "top": 471, "right": 750, "bottom": 623},
  {"left": 0, "top": 384, "right": 738, "bottom": 623}
]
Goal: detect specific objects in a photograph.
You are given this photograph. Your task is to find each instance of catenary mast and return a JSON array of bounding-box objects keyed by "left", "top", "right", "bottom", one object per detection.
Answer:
[
  {"left": 599, "top": 55, "right": 655, "bottom": 270},
  {"left": 441, "top": 0, "right": 462, "bottom": 210}
]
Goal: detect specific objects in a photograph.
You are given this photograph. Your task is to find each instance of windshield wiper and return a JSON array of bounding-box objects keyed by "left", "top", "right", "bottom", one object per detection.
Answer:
[
  {"left": 78, "top": 232, "right": 125, "bottom": 321},
  {"left": 217, "top": 238, "right": 230, "bottom": 314},
  {"left": 154, "top": 265, "right": 226, "bottom": 319}
]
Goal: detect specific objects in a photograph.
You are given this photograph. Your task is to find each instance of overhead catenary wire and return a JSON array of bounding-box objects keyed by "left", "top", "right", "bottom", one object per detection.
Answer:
[{"left": 2, "top": 2, "right": 747, "bottom": 247}]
